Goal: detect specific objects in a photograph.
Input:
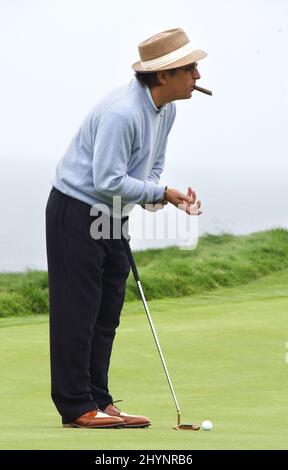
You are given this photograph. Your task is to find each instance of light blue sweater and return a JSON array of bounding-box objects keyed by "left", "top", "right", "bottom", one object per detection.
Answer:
[{"left": 53, "top": 77, "right": 176, "bottom": 217}]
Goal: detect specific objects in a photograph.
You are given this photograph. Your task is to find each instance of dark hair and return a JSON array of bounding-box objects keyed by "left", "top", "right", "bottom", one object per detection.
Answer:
[{"left": 135, "top": 69, "right": 178, "bottom": 88}]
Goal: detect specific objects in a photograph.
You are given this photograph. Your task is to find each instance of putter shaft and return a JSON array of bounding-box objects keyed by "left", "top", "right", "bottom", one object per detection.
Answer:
[
  {"left": 136, "top": 279, "right": 181, "bottom": 416},
  {"left": 122, "top": 237, "right": 181, "bottom": 420}
]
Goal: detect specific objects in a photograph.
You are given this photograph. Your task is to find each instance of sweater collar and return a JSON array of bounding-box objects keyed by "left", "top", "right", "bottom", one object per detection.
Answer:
[
  {"left": 144, "top": 84, "right": 166, "bottom": 114},
  {"left": 133, "top": 78, "right": 168, "bottom": 114}
]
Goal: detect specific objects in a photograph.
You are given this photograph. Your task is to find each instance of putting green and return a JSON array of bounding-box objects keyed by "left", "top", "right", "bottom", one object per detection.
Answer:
[{"left": 1, "top": 271, "right": 288, "bottom": 450}]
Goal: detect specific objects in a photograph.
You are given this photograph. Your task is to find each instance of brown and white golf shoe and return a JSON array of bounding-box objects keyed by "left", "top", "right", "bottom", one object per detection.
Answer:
[
  {"left": 63, "top": 409, "right": 124, "bottom": 428},
  {"left": 102, "top": 403, "right": 151, "bottom": 428}
]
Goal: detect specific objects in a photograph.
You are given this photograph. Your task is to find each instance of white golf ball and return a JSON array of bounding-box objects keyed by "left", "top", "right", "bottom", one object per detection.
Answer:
[{"left": 201, "top": 420, "right": 213, "bottom": 431}]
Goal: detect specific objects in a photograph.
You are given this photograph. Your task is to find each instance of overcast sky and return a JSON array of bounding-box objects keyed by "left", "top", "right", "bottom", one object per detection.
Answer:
[{"left": 0, "top": 0, "right": 287, "bottom": 269}]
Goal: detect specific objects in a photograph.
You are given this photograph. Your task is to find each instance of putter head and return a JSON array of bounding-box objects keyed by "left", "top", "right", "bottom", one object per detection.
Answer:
[{"left": 173, "top": 423, "right": 200, "bottom": 431}]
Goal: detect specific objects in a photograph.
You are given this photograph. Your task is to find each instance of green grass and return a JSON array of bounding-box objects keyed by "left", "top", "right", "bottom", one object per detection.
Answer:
[
  {"left": 1, "top": 269, "right": 288, "bottom": 450},
  {"left": 0, "top": 228, "right": 288, "bottom": 317}
]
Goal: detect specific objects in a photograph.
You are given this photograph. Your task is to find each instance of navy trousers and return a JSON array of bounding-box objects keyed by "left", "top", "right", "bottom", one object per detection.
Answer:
[{"left": 45, "top": 187, "right": 130, "bottom": 424}]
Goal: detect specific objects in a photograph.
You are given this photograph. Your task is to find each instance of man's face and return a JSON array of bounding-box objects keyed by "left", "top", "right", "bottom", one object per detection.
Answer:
[{"left": 164, "top": 63, "right": 201, "bottom": 101}]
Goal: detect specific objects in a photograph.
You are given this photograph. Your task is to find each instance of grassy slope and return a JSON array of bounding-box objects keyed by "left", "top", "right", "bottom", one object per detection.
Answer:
[
  {"left": 0, "top": 228, "right": 288, "bottom": 317},
  {"left": 0, "top": 269, "right": 287, "bottom": 450}
]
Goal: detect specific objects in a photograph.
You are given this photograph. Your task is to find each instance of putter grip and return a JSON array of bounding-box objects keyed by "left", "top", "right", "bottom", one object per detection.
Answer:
[{"left": 122, "top": 236, "right": 140, "bottom": 282}]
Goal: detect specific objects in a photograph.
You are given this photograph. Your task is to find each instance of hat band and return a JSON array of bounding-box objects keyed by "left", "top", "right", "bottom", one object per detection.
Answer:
[{"left": 141, "top": 41, "right": 195, "bottom": 70}]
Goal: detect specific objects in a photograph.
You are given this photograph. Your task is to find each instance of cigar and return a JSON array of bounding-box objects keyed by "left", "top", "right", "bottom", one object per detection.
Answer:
[{"left": 193, "top": 85, "right": 213, "bottom": 96}]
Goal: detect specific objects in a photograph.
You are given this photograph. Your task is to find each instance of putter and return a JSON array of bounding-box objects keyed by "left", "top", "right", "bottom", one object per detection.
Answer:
[{"left": 122, "top": 236, "right": 200, "bottom": 431}]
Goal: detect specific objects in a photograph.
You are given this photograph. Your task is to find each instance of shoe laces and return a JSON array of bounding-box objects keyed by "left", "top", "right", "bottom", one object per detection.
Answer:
[{"left": 112, "top": 399, "right": 123, "bottom": 412}]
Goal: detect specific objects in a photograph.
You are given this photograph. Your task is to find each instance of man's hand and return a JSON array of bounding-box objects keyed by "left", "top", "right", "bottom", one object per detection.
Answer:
[
  {"left": 141, "top": 202, "right": 167, "bottom": 212},
  {"left": 164, "top": 186, "right": 202, "bottom": 216}
]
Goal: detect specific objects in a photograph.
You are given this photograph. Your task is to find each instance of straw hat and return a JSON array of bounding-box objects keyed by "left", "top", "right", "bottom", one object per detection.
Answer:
[{"left": 132, "top": 28, "right": 207, "bottom": 73}]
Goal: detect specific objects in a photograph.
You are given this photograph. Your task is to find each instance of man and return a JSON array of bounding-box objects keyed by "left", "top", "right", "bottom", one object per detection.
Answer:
[{"left": 46, "top": 27, "right": 206, "bottom": 429}]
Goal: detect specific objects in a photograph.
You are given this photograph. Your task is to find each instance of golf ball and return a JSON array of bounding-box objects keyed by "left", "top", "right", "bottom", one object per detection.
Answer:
[{"left": 201, "top": 420, "right": 213, "bottom": 431}]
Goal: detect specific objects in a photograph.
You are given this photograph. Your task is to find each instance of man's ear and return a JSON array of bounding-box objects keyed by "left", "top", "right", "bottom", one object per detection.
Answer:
[{"left": 156, "top": 70, "right": 169, "bottom": 85}]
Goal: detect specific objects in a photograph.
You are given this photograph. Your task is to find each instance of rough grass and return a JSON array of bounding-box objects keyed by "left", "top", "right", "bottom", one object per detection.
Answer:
[{"left": 0, "top": 228, "right": 287, "bottom": 317}]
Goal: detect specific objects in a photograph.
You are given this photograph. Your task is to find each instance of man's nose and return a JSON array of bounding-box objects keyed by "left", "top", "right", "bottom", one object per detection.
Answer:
[{"left": 193, "top": 68, "right": 201, "bottom": 80}]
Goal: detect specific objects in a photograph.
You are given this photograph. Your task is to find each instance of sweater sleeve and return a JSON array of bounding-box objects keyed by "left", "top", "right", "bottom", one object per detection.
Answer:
[{"left": 93, "top": 111, "right": 165, "bottom": 205}]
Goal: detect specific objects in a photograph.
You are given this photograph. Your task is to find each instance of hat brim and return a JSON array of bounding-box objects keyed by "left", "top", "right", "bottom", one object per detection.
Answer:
[{"left": 132, "top": 49, "right": 207, "bottom": 72}]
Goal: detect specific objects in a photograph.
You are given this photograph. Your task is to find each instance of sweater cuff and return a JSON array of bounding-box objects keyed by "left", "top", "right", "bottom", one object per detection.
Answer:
[{"left": 153, "top": 185, "right": 166, "bottom": 203}]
